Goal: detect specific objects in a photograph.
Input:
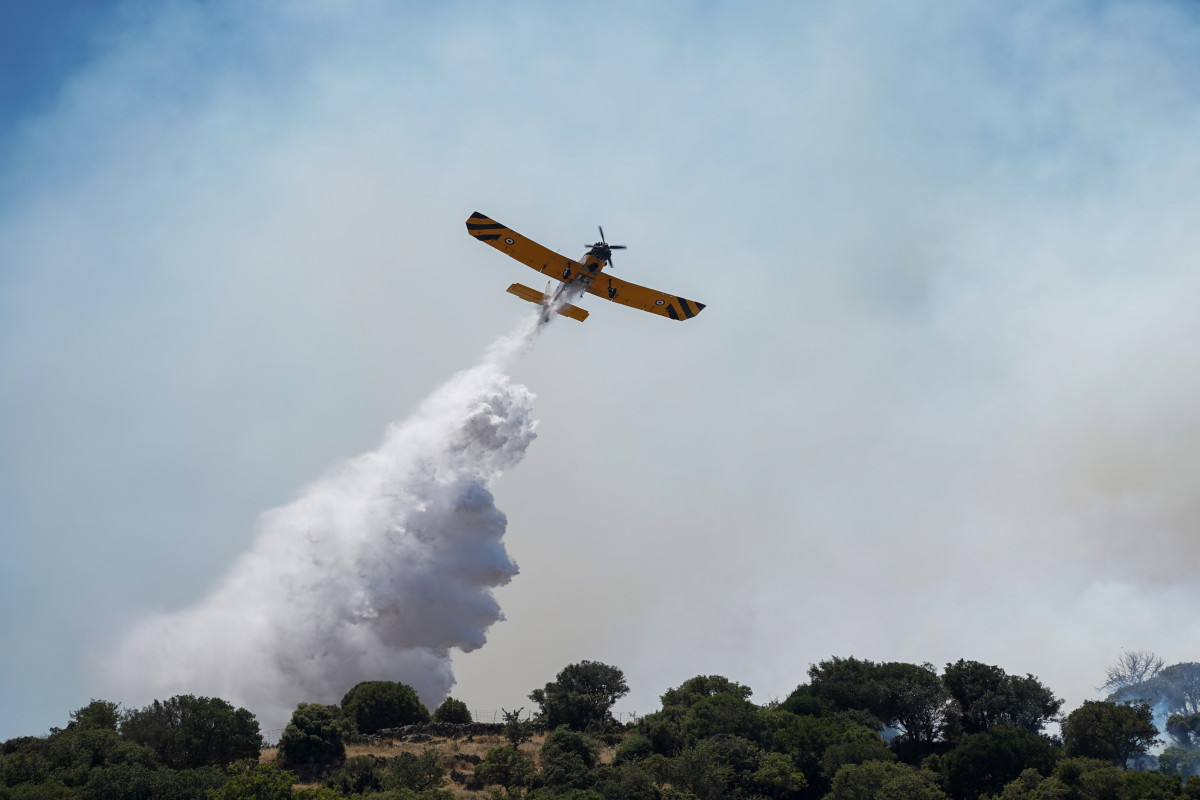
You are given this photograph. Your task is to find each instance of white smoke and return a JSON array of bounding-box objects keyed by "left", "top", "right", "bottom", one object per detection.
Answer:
[{"left": 105, "top": 310, "right": 557, "bottom": 728}]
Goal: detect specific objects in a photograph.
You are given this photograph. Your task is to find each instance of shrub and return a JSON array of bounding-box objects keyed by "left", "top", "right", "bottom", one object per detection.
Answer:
[
  {"left": 340, "top": 681, "right": 430, "bottom": 734},
  {"left": 433, "top": 697, "right": 472, "bottom": 724},
  {"left": 278, "top": 703, "right": 346, "bottom": 778}
]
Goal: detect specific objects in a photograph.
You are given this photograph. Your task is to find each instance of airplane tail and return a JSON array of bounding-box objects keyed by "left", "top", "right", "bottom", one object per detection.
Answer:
[{"left": 506, "top": 283, "right": 588, "bottom": 322}]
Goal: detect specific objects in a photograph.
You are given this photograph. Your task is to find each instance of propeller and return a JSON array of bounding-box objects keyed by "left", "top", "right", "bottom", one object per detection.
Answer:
[{"left": 585, "top": 226, "right": 627, "bottom": 266}]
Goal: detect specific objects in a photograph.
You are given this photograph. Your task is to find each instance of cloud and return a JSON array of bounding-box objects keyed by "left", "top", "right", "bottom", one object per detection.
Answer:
[{"left": 5, "top": 0, "right": 1200, "bottom": 736}]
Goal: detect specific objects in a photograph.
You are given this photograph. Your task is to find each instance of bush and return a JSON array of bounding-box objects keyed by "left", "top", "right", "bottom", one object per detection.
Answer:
[
  {"left": 529, "top": 661, "right": 629, "bottom": 732},
  {"left": 474, "top": 746, "right": 537, "bottom": 790},
  {"left": 325, "top": 754, "right": 383, "bottom": 794},
  {"left": 384, "top": 747, "right": 445, "bottom": 792},
  {"left": 340, "top": 681, "right": 430, "bottom": 734},
  {"left": 277, "top": 703, "right": 346, "bottom": 778},
  {"left": 209, "top": 761, "right": 295, "bottom": 800},
  {"left": 119, "top": 694, "right": 262, "bottom": 769},
  {"left": 433, "top": 697, "right": 472, "bottom": 724}
]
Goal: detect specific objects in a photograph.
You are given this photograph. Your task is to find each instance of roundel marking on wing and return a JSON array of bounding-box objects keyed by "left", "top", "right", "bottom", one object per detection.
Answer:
[
  {"left": 655, "top": 299, "right": 665, "bottom": 305},
  {"left": 504, "top": 237, "right": 514, "bottom": 245}
]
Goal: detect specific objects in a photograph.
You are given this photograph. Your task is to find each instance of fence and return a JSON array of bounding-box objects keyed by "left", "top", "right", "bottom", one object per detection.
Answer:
[{"left": 466, "top": 709, "right": 639, "bottom": 724}]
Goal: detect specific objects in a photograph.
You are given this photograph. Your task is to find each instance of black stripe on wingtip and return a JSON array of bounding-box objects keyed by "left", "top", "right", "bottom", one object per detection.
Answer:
[
  {"left": 473, "top": 234, "right": 501, "bottom": 241},
  {"left": 677, "top": 297, "right": 694, "bottom": 319},
  {"left": 466, "top": 222, "right": 505, "bottom": 230},
  {"left": 469, "top": 212, "right": 489, "bottom": 220},
  {"left": 667, "top": 304, "right": 679, "bottom": 320},
  {"left": 695, "top": 302, "right": 706, "bottom": 311}
]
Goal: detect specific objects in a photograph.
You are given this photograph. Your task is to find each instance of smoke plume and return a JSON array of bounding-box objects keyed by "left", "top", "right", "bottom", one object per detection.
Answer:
[{"left": 105, "top": 310, "right": 557, "bottom": 728}]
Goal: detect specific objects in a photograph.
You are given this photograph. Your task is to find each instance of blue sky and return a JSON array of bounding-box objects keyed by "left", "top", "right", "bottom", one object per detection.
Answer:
[{"left": 5, "top": 0, "right": 1200, "bottom": 739}]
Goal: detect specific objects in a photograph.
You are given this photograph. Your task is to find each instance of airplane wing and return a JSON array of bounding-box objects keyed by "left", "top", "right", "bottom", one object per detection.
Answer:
[
  {"left": 466, "top": 212, "right": 580, "bottom": 282},
  {"left": 585, "top": 273, "right": 706, "bottom": 321}
]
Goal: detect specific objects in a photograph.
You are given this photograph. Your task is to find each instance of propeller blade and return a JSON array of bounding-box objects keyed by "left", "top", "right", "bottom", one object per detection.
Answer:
[
  {"left": 598, "top": 225, "right": 605, "bottom": 242},
  {"left": 609, "top": 245, "right": 627, "bottom": 250}
]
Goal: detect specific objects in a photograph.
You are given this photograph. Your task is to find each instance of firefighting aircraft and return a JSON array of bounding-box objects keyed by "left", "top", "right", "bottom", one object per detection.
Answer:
[{"left": 465, "top": 212, "right": 706, "bottom": 322}]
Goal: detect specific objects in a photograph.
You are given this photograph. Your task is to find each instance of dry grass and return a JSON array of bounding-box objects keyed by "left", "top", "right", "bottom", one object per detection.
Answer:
[{"left": 266, "top": 731, "right": 618, "bottom": 795}]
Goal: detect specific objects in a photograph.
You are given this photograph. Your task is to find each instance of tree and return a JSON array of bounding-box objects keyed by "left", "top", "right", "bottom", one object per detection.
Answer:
[
  {"left": 941, "top": 660, "right": 1062, "bottom": 736},
  {"left": 1166, "top": 712, "right": 1200, "bottom": 748},
  {"left": 208, "top": 761, "right": 295, "bottom": 800},
  {"left": 826, "top": 761, "right": 927, "bottom": 800},
  {"left": 119, "top": 695, "right": 262, "bottom": 769},
  {"left": 796, "top": 658, "right": 953, "bottom": 748},
  {"left": 69, "top": 700, "right": 120, "bottom": 732},
  {"left": 325, "top": 754, "right": 384, "bottom": 794},
  {"left": 474, "top": 746, "right": 537, "bottom": 790},
  {"left": 756, "top": 710, "right": 884, "bottom": 798},
  {"left": 1108, "top": 662, "right": 1200, "bottom": 717},
  {"left": 753, "top": 751, "right": 807, "bottom": 800},
  {"left": 432, "top": 697, "right": 472, "bottom": 724},
  {"left": 941, "top": 724, "right": 1058, "bottom": 799},
  {"left": 1101, "top": 650, "right": 1164, "bottom": 692},
  {"left": 340, "top": 681, "right": 430, "bottom": 734},
  {"left": 631, "top": 675, "right": 761, "bottom": 754},
  {"left": 536, "top": 727, "right": 603, "bottom": 790},
  {"left": 1158, "top": 745, "right": 1200, "bottom": 781},
  {"left": 501, "top": 708, "right": 533, "bottom": 749},
  {"left": 384, "top": 747, "right": 445, "bottom": 792},
  {"left": 529, "top": 661, "right": 629, "bottom": 732},
  {"left": 1062, "top": 700, "right": 1158, "bottom": 768},
  {"left": 660, "top": 676, "right": 753, "bottom": 709},
  {"left": 277, "top": 703, "right": 346, "bottom": 777}
]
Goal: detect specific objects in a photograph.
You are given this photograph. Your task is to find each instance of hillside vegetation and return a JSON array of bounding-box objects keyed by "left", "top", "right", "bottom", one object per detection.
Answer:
[{"left": 4, "top": 653, "right": 1200, "bottom": 800}]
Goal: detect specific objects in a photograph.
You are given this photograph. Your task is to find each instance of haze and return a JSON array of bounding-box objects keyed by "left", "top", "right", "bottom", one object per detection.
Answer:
[{"left": 4, "top": 1, "right": 1200, "bottom": 738}]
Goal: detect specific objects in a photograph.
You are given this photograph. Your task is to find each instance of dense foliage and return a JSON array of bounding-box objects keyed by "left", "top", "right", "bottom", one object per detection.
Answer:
[
  {"left": 432, "top": 697, "right": 471, "bottom": 725},
  {"left": 5, "top": 655, "right": 1200, "bottom": 799},
  {"left": 339, "top": 682, "right": 430, "bottom": 734},
  {"left": 529, "top": 661, "right": 630, "bottom": 733},
  {"left": 120, "top": 694, "right": 263, "bottom": 769}
]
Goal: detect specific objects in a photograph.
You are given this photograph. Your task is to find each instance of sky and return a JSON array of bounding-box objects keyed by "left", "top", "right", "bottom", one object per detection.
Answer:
[{"left": 4, "top": 0, "right": 1200, "bottom": 739}]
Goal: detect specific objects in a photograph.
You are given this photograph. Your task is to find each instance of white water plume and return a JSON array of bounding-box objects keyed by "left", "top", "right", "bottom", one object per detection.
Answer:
[{"left": 105, "top": 310, "right": 557, "bottom": 727}]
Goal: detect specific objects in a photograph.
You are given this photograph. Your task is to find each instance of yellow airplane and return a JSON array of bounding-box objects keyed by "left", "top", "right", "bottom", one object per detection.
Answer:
[{"left": 466, "top": 212, "right": 706, "bottom": 322}]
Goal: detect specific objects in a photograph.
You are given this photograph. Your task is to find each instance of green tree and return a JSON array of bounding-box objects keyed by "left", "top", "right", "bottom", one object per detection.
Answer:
[
  {"left": 753, "top": 751, "right": 807, "bottom": 800},
  {"left": 632, "top": 676, "right": 760, "bottom": 757},
  {"left": 613, "top": 733, "right": 654, "bottom": 766},
  {"left": 529, "top": 662, "right": 629, "bottom": 732},
  {"left": 383, "top": 747, "right": 445, "bottom": 792},
  {"left": 669, "top": 739, "right": 734, "bottom": 800},
  {"left": 1124, "top": 770, "right": 1182, "bottom": 800},
  {"left": 1062, "top": 701, "right": 1158, "bottom": 768},
  {"left": 792, "top": 658, "right": 952, "bottom": 750},
  {"left": 208, "top": 761, "right": 294, "bottom": 800},
  {"left": 277, "top": 703, "right": 345, "bottom": 778},
  {"left": 501, "top": 709, "right": 533, "bottom": 750},
  {"left": 942, "top": 660, "right": 1062, "bottom": 736},
  {"left": 825, "top": 761, "right": 922, "bottom": 800},
  {"left": 756, "top": 710, "right": 884, "bottom": 797},
  {"left": 339, "top": 681, "right": 430, "bottom": 734},
  {"left": 432, "top": 697, "right": 472, "bottom": 724},
  {"left": 119, "top": 695, "right": 262, "bottom": 769},
  {"left": 537, "top": 727, "right": 603, "bottom": 790},
  {"left": 1166, "top": 712, "right": 1200, "bottom": 748},
  {"left": 325, "top": 754, "right": 383, "bottom": 794},
  {"left": 941, "top": 724, "right": 1058, "bottom": 799},
  {"left": 68, "top": 701, "right": 120, "bottom": 732},
  {"left": 474, "top": 746, "right": 536, "bottom": 790},
  {"left": 1052, "top": 757, "right": 1129, "bottom": 800},
  {"left": 591, "top": 762, "right": 663, "bottom": 800},
  {"left": 660, "top": 676, "right": 753, "bottom": 709},
  {"left": 1158, "top": 745, "right": 1200, "bottom": 780}
]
